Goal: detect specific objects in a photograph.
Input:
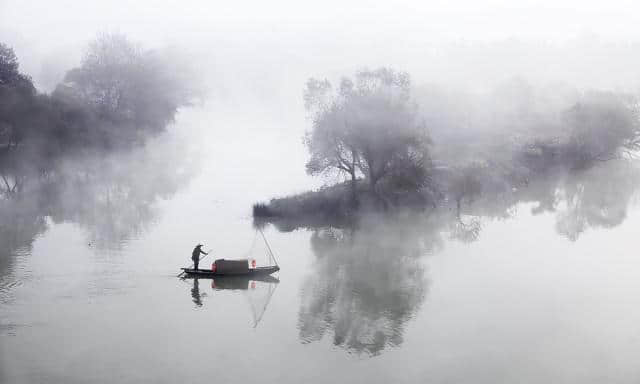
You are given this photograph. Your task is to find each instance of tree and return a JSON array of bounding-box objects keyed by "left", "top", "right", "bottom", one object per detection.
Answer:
[
  {"left": 0, "top": 43, "right": 37, "bottom": 150},
  {"left": 0, "top": 43, "right": 20, "bottom": 86},
  {"left": 304, "top": 68, "right": 430, "bottom": 197},
  {"left": 304, "top": 78, "right": 360, "bottom": 199},
  {"left": 563, "top": 91, "right": 639, "bottom": 166},
  {"left": 62, "top": 33, "right": 142, "bottom": 120},
  {"left": 59, "top": 33, "right": 202, "bottom": 144}
]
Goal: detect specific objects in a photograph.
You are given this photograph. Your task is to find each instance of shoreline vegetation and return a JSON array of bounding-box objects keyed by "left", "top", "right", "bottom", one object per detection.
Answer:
[
  {"left": 0, "top": 33, "right": 201, "bottom": 262},
  {"left": 254, "top": 159, "right": 640, "bottom": 241},
  {"left": 1, "top": 33, "right": 201, "bottom": 178},
  {"left": 3, "top": 36, "right": 640, "bottom": 241},
  {"left": 254, "top": 68, "right": 640, "bottom": 230}
]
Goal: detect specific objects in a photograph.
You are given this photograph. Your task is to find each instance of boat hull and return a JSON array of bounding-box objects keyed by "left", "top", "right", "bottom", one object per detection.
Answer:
[{"left": 181, "top": 265, "right": 280, "bottom": 277}]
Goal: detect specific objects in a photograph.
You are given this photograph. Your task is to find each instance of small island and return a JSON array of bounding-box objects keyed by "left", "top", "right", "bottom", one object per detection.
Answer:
[{"left": 253, "top": 68, "right": 640, "bottom": 232}]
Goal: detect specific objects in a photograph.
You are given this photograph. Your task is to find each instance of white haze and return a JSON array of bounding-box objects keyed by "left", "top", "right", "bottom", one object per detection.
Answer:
[
  {"left": 3, "top": 0, "right": 640, "bottom": 197},
  {"left": 4, "top": 3, "right": 640, "bottom": 383},
  {"left": 3, "top": 0, "right": 640, "bottom": 96}
]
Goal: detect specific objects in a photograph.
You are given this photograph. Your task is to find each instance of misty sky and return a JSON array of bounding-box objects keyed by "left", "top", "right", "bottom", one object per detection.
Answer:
[
  {"left": 3, "top": 0, "right": 640, "bottom": 94},
  {"left": 2, "top": 0, "right": 640, "bottom": 42}
]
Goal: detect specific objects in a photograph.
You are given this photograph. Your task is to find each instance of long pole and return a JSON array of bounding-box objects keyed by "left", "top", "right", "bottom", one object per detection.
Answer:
[{"left": 177, "top": 249, "right": 213, "bottom": 277}]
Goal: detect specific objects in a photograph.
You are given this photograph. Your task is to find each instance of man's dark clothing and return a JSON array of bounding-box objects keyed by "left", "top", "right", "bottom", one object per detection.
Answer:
[{"left": 192, "top": 246, "right": 206, "bottom": 270}]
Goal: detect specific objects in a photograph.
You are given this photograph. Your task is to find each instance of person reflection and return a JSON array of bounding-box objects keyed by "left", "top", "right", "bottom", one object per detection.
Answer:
[{"left": 191, "top": 278, "right": 204, "bottom": 307}]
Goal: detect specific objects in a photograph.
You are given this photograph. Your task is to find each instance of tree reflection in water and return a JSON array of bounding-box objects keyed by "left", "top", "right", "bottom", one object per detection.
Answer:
[
  {"left": 552, "top": 162, "right": 640, "bottom": 240},
  {"left": 298, "top": 219, "right": 430, "bottom": 356},
  {"left": 261, "top": 160, "right": 640, "bottom": 355},
  {"left": 0, "top": 132, "right": 199, "bottom": 282},
  {"left": 452, "top": 159, "right": 640, "bottom": 242}
]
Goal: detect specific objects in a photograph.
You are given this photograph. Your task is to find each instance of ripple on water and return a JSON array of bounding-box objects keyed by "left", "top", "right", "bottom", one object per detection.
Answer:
[
  {"left": 0, "top": 321, "right": 31, "bottom": 337},
  {"left": 0, "top": 251, "right": 32, "bottom": 305}
]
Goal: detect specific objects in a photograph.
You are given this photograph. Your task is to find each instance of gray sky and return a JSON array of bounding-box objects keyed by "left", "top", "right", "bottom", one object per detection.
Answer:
[
  {"left": 2, "top": 0, "right": 640, "bottom": 93},
  {"left": 2, "top": 0, "right": 640, "bottom": 43}
]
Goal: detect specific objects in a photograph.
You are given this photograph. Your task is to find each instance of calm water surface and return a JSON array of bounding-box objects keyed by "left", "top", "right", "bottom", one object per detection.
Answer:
[{"left": 2, "top": 107, "right": 640, "bottom": 383}]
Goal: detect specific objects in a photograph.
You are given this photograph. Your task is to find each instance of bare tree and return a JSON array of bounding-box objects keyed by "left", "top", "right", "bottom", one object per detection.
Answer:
[
  {"left": 304, "top": 78, "right": 360, "bottom": 199},
  {"left": 304, "top": 68, "right": 430, "bottom": 197}
]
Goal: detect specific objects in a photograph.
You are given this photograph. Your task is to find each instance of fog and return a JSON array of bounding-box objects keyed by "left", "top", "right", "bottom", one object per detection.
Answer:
[
  {"left": 5, "top": 1, "right": 640, "bottom": 146},
  {"left": 5, "top": 1, "right": 640, "bottom": 170},
  {"left": 3, "top": 1, "right": 640, "bottom": 383},
  {"left": 5, "top": 1, "right": 640, "bottom": 94}
]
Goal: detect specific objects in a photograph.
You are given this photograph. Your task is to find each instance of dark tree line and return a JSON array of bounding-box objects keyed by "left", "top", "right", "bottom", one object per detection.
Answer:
[
  {"left": 0, "top": 34, "right": 201, "bottom": 169},
  {"left": 0, "top": 43, "right": 40, "bottom": 151}
]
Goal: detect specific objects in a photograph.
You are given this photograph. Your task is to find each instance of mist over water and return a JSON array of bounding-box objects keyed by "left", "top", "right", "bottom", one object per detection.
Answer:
[
  {"left": 3, "top": 1, "right": 640, "bottom": 383},
  {"left": 2, "top": 101, "right": 640, "bottom": 383}
]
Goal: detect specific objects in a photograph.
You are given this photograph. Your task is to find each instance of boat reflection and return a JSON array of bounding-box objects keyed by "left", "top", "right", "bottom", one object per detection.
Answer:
[
  {"left": 210, "top": 274, "right": 280, "bottom": 289},
  {"left": 184, "top": 275, "right": 279, "bottom": 327}
]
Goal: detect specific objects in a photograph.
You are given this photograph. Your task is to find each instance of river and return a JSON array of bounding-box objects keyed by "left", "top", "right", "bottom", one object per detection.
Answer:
[{"left": 1, "top": 105, "right": 640, "bottom": 383}]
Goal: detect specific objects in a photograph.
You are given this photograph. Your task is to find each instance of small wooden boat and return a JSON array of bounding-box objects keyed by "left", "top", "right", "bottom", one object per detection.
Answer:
[
  {"left": 181, "top": 228, "right": 280, "bottom": 279},
  {"left": 180, "top": 265, "right": 280, "bottom": 277}
]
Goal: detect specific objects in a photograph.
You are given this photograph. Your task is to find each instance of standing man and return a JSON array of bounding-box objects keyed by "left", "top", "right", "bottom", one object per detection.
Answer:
[{"left": 191, "top": 244, "right": 208, "bottom": 270}]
